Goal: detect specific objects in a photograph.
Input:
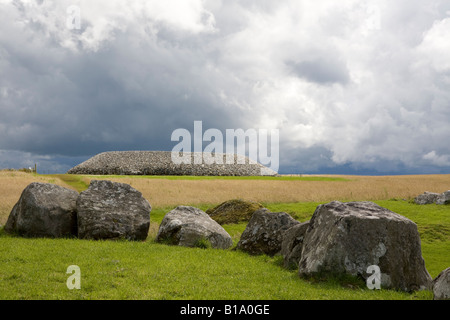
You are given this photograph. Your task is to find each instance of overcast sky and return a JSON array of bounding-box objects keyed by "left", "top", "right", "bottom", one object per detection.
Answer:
[{"left": 1, "top": 0, "right": 450, "bottom": 174}]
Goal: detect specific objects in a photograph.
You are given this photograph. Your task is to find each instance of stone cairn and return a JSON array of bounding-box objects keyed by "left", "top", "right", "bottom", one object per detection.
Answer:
[{"left": 67, "top": 151, "right": 277, "bottom": 176}]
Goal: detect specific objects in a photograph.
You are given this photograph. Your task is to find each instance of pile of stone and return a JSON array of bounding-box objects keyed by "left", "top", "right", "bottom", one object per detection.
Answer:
[
  {"left": 414, "top": 191, "right": 450, "bottom": 205},
  {"left": 4, "top": 181, "right": 151, "bottom": 241},
  {"left": 67, "top": 151, "right": 277, "bottom": 176}
]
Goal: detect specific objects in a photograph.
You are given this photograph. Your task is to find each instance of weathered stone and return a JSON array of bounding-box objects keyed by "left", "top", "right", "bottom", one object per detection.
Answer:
[
  {"left": 236, "top": 208, "right": 300, "bottom": 256},
  {"left": 298, "top": 201, "right": 432, "bottom": 292},
  {"left": 4, "top": 182, "right": 78, "bottom": 238},
  {"left": 433, "top": 267, "right": 450, "bottom": 300},
  {"left": 436, "top": 191, "right": 450, "bottom": 205},
  {"left": 77, "top": 180, "right": 151, "bottom": 241},
  {"left": 67, "top": 151, "right": 277, "bottom": 176},
  {"left": 206, "top": 199, "right": 264, "bottom": 225},
  {"left": 281, "top": 221, "right": 310, "bottom": 269},
  {"left": 156, "top": 206, "right": 233, "bottom": 249},
  {"left": 414, "top": 192, "right": 440, "bottom": 205}
]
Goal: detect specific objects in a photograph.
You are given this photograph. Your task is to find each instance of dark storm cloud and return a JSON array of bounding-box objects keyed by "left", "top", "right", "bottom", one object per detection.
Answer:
[
  {"left": 1, "top": 0, "right": 450, "bottom": 174},
  {"left": 0, "top": 0, "right": 240, "bottom": 160},
  {"left": 289, "top": 58, "right": 350, "bottom": 85}
]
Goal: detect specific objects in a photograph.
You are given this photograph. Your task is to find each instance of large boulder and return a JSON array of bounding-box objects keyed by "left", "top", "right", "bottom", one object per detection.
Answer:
[
  {"left": 433, "top": 267, "right": 450, "bottom": 300},
  {"left": 436, "top": 191, "right": 450, "bottom": 205},
  {"left": 298, "top": 201, "right": 432, "bottom": 292},
  {"left": 206, "top": 199, "right": 264, "bottom": 225},
  {"left": 77, "top": 180, "right": 151, "bottom": 241},
  {"left": 414, "top": 192, "right": 440, "bottom": 205},
  {"left": 236, "top": 208, "right": 300, "bottom": 256},
  {"left": 4, "top": 182, "right": 78, "bottom": 238},
  {"left": 281, "top": 221, "right": 310, "bottom": 269},
  {"left": 156, "top": 206, "right": 233, "bottom": 249}
]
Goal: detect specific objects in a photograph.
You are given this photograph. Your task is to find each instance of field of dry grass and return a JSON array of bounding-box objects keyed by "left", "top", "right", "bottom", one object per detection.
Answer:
[
  {"left": 1, "top": 170, "right": 449, "bottom": 226},
  {"left": 100, "top": 174, "right": 450, "bottom": 208}
]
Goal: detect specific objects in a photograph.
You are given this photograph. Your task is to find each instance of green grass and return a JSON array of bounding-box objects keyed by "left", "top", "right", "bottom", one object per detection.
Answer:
[
  {"left": 48, "top": 174, "right": 90, "bottom": 193},
  {"left": 0, "top": 233, "right": 430, "bottom": 300},
  {"left": 0, "top": 199, "right": 447, "bottom": 300}
]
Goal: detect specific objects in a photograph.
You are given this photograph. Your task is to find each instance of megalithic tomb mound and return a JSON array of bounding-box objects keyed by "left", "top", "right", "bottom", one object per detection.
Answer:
[{"left": 67, "top": 151, "right": 277, "bottom": 176}]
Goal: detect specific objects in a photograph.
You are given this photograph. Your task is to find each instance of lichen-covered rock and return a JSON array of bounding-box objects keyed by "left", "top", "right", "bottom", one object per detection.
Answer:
[
  {"left": 156, "top": 206, "right": 233, "bottom": 249},
  {"left": 206, "top": 199, "right": 264, "bottom": 225},
  {"left": 67, "top": 151, "right": 277, "bottom": 176},
  {"left": 433, "top": 267, "right": 450, "bottom": 300},
  {"left": 4, "top": 182, "right": 78, "bottom": 238},
  {"left": 436, "top": 191, "right": 450, "bottom": 205},
  {"left": 298, "top": 201, "right": 432, "bottom": 292},
  {"left": 414, "top": 192, "right": 440, "bottom": 205},
  {"left": 77, "top": 180, "right": 151, "bottom": 241},
  {"left": 281, "top": 221, "right": 310, "bottom": 269},
  {"left": 236, "top": 208, "right": 300, "bottom": 256}
]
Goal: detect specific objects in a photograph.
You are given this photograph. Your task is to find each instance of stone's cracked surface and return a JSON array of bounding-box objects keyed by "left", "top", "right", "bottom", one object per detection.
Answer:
[
  {"left": 236, "top": 208, "right": 300, "bottom": 256},
  {"left": 76, "top": 180, "right": 151, "bottom": 241},
  {"left": 156, "top": 206, "right": 233, "bottom": 249},
  {"left": 4, "top": 182, "right": 78, "bottom": 238},
  {"left": 298, "top": 201, "right": 432, "bottom": 292}
]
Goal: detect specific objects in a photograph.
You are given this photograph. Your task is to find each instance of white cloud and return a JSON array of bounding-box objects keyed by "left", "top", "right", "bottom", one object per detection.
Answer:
[
  {"left": 417, "top": 17, "right": 450, "bottom": 71},
  {"left": 423, "top": 151, "right": 450, "bottom": 167}
]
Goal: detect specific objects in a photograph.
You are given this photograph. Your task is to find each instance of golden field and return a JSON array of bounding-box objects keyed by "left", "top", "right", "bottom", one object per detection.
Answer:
[{"left": 0, "top": 170, "right": 449, "bottom": 226}]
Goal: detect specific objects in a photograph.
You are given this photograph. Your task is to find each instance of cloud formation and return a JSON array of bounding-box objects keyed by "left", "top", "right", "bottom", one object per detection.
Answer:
[{"left": 1, "top": 0, "right": 449, "bottom": 174}]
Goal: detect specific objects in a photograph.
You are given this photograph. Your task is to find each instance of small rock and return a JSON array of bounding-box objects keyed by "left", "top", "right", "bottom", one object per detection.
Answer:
[
  {"left": 236, "top": 208, "right": 300, "bottom": 256},
  {"left": 433, "top": 267, "right": 450, "bottom": 300},
  {"left": 206, "top": 199, "right": 264, "bottom": 225},
  {"left": 436, "top": 191, "right": 450, "bottom": 205},
  {"left": 156, "top": 206, "right": 233, "bottom": 249},
  {"left": 414, "top": 192, "right": 440, "bottom": 205},
  {"left": 281, "top": 221, "right": 310, "bottom": 269}
]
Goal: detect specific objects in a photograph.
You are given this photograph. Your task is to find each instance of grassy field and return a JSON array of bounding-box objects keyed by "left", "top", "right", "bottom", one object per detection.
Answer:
[{"left": 0, "top": 171, "right": 449, "bottom": 300}]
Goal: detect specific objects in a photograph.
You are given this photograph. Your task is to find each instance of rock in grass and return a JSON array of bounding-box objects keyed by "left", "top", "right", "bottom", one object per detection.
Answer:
[
  {"left": 206, "top": 199, "right": 264, "bottom": 225},
  {"left": 4, "top": 182, "right": 78, "bottom": 238},
  {"left": 436, "top": 191, "right": 450, "bottom": 205},
  {"left": 236, "top": 208, "right": 300, "bottom": 256},
  {"left": 77, "top": 180, "right": 151, "bottom": 241},
  {"left": 414, "top": 192, "right": 441, "bottom": 205},
  {"left": 433, "top": 267, "right": 450, "bottom": 300},
  {"left": 281, "top": 221, "right": 310, "bottom": 269},
  {"left": 298, "top": 201, "right": 432, "bottom": 292},
  {"left": 156, "top": 206, "right": 233, "bottom": 249}
]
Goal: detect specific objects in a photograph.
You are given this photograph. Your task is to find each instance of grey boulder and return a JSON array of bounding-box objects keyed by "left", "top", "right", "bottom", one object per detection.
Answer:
[
  {"left": 156, "top": 206, "right": 233, "bottom": 249},
  {"left": 436, "top": 191, "right": 450, "bottom": 205},
  {"left": 77, "top": 180, "right": 151, "bottom": 241},
  {"left": 236, "top": 208, "right": 300, "bottom": 256},
  {"left": 281, "top": 221, "right": 310, "bottom": 269},
  {"left": 4, "top": 182, "right": 78, "bottom": 238},
  {"left": 433, "top": 267, "right": 450, "bottom": 300},
  {"left": 298, "top": 201, "right": 432, "bottom": 292},
  {"left": 414, "top": 192, "right": 440, "bottom": 205}
]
